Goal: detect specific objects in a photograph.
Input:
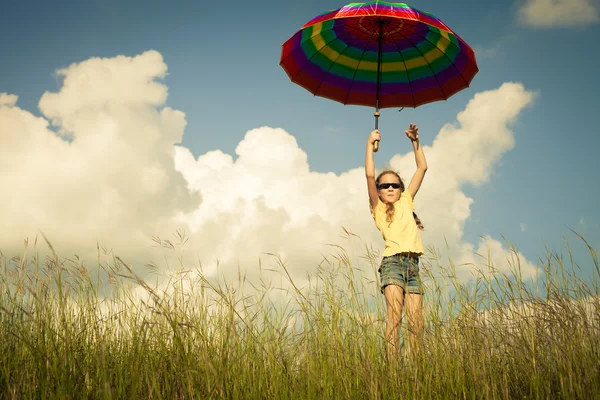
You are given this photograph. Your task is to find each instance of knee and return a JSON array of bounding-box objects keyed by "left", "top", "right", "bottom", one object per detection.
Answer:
[
  {"left": 386, "top": 308, "right": 403, "bottom": 325},
  {"left": 407, "top": 314, "right": 424, "bottom": 331}
]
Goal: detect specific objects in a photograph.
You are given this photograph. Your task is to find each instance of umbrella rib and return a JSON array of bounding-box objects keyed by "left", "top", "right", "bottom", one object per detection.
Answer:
[
  {"left": 282, "top": 26, "right": 351, "bottom": 87},
  {"left": 342, "top": 25, "right": 379, "bottom": 106},
  {"left": 405, "top": 28, "right": 471, "bottom": 99},
  {"left": 425, "top": 30, "right": 471, "bottom": 89},
  {"left": 312, "top": 28, "right": 369, "bottom": 103},
  {"left": 429, "top": 33, "right": 472, "bottom": 91},
  {"left": 282, "top": 36, "right": 325, "bottom": 87},
  {"left": 430, "top": 33, "right": 474, "bottom": 90},
  {"left": 391, "top": 37, "right": 416, "bottom": 108},
  {"left": 402, "top": 34, "right": 448, "bottom": 101}
]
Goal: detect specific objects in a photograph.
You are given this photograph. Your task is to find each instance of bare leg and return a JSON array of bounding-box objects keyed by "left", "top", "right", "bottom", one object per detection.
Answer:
[
  {"left": 384, "top": 285, "right": 405, "bottom": 362},
  {"left": 404, "top": 293, "right": 424, "bottom": 354}
]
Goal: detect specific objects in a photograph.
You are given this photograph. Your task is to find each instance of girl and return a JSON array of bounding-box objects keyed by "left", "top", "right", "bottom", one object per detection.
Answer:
[{"left": 365, "top": 123, "right": 427, "bottom": 360}]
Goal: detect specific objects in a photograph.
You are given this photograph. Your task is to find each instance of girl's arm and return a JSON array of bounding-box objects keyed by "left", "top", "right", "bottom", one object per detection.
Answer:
[
  {"left": 365, "top": 129, "right": 380, "bottom": 210},
  {"left": 405, "top": 124, "right": 427, "bottom": 199}
]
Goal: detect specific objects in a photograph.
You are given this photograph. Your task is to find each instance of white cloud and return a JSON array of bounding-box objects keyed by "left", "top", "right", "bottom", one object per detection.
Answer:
[
  {"left": 0, "top": 93, "right": 18, "bottom": 107},
  {"left": 0, "top": 51, "right": 198, "bottom": 262},
  {"left": 579, "top": 217, "right": 585, "bottom": 226},
  {"left": 473, "top": 44, "right": 503, "bottom": 60},
  {"left": 0, "top": 51, "right": 538, "bottom": 296},
  {"left": 518, "top": 0, "right": 599, "bottom": 28},
  {"left": 387, "top": 82, "right": 537, "bottom": 279},
  {"left": 521, "top": 223, "right": 528, "bottom": 232},
  {"left": 172, "top": 129, "right": 372, "bottom": 281}
]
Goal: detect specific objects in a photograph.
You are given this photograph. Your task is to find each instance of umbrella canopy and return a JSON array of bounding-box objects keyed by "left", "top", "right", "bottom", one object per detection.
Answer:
[{"left": 280, "top": 1, "right": 478, "bottom": 109}]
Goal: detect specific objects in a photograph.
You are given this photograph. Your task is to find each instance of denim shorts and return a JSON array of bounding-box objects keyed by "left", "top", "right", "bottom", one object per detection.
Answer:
[{"left": 379, "top": 253, "right": 422, "bottom": 294}]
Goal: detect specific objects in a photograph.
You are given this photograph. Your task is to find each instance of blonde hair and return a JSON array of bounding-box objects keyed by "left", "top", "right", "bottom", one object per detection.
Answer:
[{"left": 375, "top": 170, "right": 424, "bottom": 230}]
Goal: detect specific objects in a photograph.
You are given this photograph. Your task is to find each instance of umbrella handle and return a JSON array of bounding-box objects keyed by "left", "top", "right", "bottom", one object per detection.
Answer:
[{"left": 373, "top": 111, "right": 380, "bottom": 152}]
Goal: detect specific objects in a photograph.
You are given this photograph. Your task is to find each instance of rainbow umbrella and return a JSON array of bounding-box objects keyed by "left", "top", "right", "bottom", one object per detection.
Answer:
[{"left": 280, "top": 1, "right": 478, "bottom": 151}]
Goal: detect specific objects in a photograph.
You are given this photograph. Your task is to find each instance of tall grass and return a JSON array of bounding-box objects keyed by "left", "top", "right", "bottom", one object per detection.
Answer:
[{"left": 1, "top": 233, "right": 598, "bottom": 399}]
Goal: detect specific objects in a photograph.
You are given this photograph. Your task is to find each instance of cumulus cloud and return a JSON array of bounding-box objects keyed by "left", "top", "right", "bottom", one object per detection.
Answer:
[
  {"left": 0, "top": 51, "right": 538, "bottom": 296},
  {"left": 387, "top": 82, "right": 538, "bottom": 279},
  {"left": 172, "top": 127, "right": 373, "bottom": 281},
  {"left": 0, "top": 51, "right": 198, "bottom": 262},
  {"left": 518, "top": 0, "right": 599, "bottom": 28},
  {"left": 173, "top": 82, "right": 538, "bottom": 284},
  {"left": 0, "top": 93, "right": 19, "bottom": 107},
  {"left": 473, "top": 44, "right": 503, "bottom": 61}
]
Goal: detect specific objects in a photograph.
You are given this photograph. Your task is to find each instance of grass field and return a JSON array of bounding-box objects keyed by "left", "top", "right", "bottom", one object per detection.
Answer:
[{"left": 1, "top": 233, "right": 598, "bottom": 399}]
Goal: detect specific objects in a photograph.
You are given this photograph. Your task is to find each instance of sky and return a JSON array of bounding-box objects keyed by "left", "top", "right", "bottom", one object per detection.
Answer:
[{"left": 1, "top": 0, "right": 599, "bottom": 292}]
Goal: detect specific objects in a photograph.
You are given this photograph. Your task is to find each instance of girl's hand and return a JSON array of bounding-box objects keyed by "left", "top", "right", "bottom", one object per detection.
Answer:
[
  {"left": 368, "top": 129, "right": 381, "bottom": 146},
  {"left": 405, "top": 123, "right": 419, "bottom": 141}
]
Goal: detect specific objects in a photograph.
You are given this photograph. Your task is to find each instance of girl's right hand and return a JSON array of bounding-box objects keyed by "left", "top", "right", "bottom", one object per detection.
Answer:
[{"left": 368, "top": 129, "right": 381, "bottom": 146}]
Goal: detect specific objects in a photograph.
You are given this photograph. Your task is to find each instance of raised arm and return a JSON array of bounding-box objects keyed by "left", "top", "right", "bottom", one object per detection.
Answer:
[
  {"left": 365, "top": 129, "right": 380, "bottom": 210},
  {"left": 405, "top": 123, "right": 428, "bottom": 199}
]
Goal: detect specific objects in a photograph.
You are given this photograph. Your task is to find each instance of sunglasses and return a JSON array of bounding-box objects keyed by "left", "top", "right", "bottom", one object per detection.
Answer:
[{"left": 377, "top": 183, "right": 402, "bottom": 190}]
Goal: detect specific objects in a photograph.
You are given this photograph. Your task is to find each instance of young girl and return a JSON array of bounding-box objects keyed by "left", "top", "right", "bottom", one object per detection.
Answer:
[{"left": 365, "top": 123, "right": 427, "bottom": 360}]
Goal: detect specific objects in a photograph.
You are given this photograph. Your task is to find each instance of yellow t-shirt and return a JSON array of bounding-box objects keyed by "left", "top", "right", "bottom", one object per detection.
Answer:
[{"left": 371, "top": 191, "right": 424, "bottom": 257}]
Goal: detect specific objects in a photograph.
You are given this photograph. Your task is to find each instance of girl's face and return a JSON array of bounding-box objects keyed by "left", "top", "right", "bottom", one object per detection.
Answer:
[{"left": 378, "top": 173, "right": 402, "bottom": 203}]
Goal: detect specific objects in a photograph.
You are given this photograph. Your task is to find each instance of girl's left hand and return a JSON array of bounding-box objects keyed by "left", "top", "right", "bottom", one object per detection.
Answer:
[{"left": 405, "top": 123, "right": 419, "bottom": 141}]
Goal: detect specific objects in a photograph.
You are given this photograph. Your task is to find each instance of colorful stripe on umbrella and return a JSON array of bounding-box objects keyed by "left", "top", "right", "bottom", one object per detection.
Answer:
[{"left": 280, "top": 1, "right": 478, "bottom": 108}]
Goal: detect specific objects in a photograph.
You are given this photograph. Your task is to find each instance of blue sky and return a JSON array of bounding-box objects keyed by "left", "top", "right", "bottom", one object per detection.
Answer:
[{"left": 1, "top": 0, "right": 598, "bottom": 286}]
